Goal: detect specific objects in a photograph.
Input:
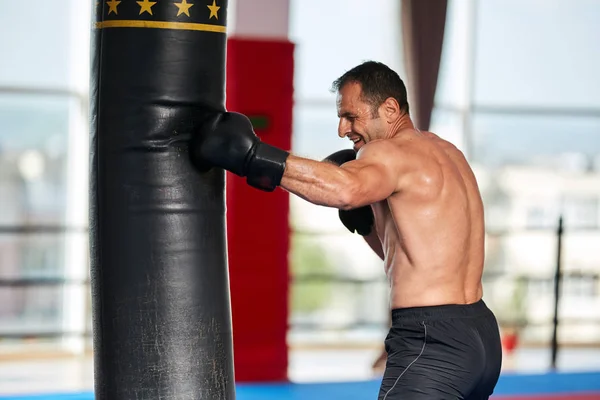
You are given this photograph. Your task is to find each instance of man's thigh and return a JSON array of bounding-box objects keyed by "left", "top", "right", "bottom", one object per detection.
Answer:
[{"left": 378, "top": 360, "right": 465, "bottom": 399}]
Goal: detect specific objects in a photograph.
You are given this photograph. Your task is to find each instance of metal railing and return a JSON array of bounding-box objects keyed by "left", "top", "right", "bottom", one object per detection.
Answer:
[{"left": 1, "top": 218, "right": 599, "bottom": 371}]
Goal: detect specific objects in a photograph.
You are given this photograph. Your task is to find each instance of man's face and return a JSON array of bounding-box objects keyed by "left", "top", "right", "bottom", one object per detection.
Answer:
[{"left": 336, "top": 82, "right": 385, "bottom": 151}]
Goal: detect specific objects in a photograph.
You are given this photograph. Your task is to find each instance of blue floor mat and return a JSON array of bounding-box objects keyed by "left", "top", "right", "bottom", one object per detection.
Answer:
[{"left": 1, "top": 372, "right": 599, "bottom": 400}]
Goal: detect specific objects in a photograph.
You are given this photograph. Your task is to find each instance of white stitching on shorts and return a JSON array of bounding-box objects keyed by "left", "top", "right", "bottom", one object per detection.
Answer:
[{"left": 382, "top": 321, "right": 427, "bottom": 400}]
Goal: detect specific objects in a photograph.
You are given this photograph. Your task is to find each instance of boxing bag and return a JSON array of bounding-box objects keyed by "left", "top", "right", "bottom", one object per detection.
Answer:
[{"left": 89, "top": 1, "right": 234, "bottom": 398}]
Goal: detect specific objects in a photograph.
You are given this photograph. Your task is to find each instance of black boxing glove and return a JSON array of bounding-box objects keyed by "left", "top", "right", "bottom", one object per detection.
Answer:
[
  {"left": 190, "top": 111, "right": 289, "bottom": 192},
  {"left": 323, "top": 149, "right": 374, "bottom": 236}
]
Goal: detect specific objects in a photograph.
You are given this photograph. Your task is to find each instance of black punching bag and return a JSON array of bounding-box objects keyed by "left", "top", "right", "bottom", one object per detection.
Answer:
[{"left": 89, "top": 1, "right": 234, "bottom": 399}]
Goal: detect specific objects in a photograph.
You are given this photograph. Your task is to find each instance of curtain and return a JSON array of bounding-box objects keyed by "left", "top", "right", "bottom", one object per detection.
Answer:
[{"left": 401, "top": 0, "right": 448, "bottom": 130}]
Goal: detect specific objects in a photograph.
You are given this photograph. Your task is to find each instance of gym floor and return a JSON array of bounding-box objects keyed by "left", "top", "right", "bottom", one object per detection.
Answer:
[
  {"left": 0, "top": 375, "right": 599, "bottom": 400},
  {"left": 1, "top": 349, "right": 599, "bottom": 399}
]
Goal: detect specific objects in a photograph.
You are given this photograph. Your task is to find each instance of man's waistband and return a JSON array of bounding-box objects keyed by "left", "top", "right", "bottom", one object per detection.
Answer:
[{"left": 391, "top": 299, "right": 490, "bottom": 322}]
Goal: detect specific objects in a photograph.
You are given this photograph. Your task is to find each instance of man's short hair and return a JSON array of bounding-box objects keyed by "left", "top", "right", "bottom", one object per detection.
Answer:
[{"left": 331, "top": 61, "right": 409, "bottom": 116}]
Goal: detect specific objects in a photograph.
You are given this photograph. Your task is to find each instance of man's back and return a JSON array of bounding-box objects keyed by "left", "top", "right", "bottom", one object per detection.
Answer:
[{"left": 371, "top": 130, "right": 485, "bottom": 309}]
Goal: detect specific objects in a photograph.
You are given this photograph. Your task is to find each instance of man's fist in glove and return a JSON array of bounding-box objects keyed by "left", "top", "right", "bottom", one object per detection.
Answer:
[
  {"left": 189, "top": 111, "right": 289, "bottom": 192},
  {"left": 323, "top": 149, "right": 375, "bottom": 236}
]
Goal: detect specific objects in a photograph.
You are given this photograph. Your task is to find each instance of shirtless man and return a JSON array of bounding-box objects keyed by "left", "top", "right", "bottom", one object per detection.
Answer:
[{"left": 190, "top": 61, "right": 502, "bottom": 399}]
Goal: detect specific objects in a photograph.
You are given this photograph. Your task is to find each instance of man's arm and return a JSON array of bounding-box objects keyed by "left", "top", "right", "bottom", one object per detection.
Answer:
[
  {"left": 280, "top": 142, "right": 400, "bottom": 210},
  {"left": 189, "top": 112, "right": 408, "bottom": 208}
]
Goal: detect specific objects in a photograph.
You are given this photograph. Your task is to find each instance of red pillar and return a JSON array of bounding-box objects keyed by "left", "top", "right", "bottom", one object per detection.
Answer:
[{"left": 225, "top": 0, "right": 294, "bottom": 382}]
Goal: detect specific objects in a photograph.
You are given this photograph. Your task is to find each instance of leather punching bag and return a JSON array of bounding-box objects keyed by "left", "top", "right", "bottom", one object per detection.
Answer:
[{"left": 89, "top": 1, "right": 234, "bottom": 398}]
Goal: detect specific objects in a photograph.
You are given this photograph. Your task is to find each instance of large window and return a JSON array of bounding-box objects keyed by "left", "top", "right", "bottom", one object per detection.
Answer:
[
  {"left": 471, "top": 112, "right": 600, "bottom": 167},
  {"left": 289, "top": 0, "right": 404, "bottom": 102},
  {"left": 288, "top": 0, "right": 403, "bottom": 345},
  {"left": 432, "top": 0, "right": 600, "bottom": 344},
  {"left": 473, "top": 0, "right": 600, "bottom": 109},
  {"left": 0, "top": 1, "right": 91, "bottom": 350}
]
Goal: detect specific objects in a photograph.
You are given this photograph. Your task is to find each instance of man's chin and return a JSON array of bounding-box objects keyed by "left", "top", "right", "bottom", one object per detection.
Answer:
[{"left": 353, "top": 141, "right": 365, "bottom": 151}]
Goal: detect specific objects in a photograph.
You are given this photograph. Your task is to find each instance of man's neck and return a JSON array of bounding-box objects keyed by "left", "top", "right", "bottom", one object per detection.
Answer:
[{"left": 388, "top": 114, "right": 415, "bottom": 139}]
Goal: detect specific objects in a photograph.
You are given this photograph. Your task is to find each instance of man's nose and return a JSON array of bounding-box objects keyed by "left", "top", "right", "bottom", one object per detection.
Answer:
[{"left": 338, "top": 119, "right": 349, "bottom": 138}]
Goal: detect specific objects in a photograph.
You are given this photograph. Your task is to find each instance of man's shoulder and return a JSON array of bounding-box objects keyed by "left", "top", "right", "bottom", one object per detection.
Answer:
[
  {"left": 357, "top": 137, "right": 408, "bottom": 157},
  {"left": 359, "top": 140, "right": 432, "bottom": 178},
  {"left": 362, "top": 135, "right": 437, "bottom": 159}
]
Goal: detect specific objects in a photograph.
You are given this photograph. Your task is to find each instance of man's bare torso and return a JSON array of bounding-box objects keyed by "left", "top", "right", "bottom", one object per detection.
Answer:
[{"left": 369, "top": 130, "right": 485, "bottom": 309}]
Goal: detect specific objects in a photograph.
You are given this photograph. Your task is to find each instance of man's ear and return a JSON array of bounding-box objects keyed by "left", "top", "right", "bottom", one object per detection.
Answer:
[{"left": 382, "top": 97, "right": 401, "bottom": 123}]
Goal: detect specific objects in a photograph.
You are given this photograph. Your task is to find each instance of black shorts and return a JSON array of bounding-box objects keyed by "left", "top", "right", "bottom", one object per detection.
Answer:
[{"left": 378, "top": 299, "right": 502, "bottom": 400}]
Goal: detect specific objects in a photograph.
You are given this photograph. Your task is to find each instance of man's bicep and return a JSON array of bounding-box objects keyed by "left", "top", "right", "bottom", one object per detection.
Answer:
[
  {"left": 341, "top": 159, "right": 398, "bottom": 206},
  {"left": 359, "top": 142, "right": 413, "bottom": 193},
  {"left": 362, "top": 162, "right": 397, "bottom": 192}
]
